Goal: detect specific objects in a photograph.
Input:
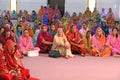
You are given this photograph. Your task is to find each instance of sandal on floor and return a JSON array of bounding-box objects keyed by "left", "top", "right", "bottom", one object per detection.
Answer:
[
  {"left": 113, "top": 54, "right": 120, "bottom": 58},
  {"left": 81, "top": 53, "right": 85, "bottom": 57}
]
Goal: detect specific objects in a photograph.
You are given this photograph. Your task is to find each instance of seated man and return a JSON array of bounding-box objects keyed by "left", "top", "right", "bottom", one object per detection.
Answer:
[{"left": 36, "top": 25, "right": 53, "bottom": 53}]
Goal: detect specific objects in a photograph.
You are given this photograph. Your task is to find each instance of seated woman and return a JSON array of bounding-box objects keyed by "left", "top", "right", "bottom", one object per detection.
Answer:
[
  {"left": 24, "top": 23, "right": 34, "bottom": 38},
  {"left": 0, "top": 42, "right": 13, "bottom": 80},
  {"left": 84, "top": 7, "right": 91, "bottom": 19},
  {"left": 23, "top": 10, "right": 30, "bottom": 21},
  {"left": 101, "top": 22, "right": 109, "bottom": 37},
  {"left": 79, "top": 22, "right": 89, "bottom": 38},
  {"left": 51, "top": 28, "right": 74, "bottom": 58},
  {"left": 18, "top": 29, "right": 40, "bottom": 56},
  {"left": 56, "top": 21, "right": 64, "bottom": 30},
  {"left": 33, "top": 24, "right": 41, "bottom": 46},
  {"left": 42, "top": 13, "right": 49, "bottom": 25},
  {"left": 29, "top": 10, "right": 37, "bottom": 22},
  {"left": 117, "top": 21, "right": 120, "bottom": 34},
  {"left": 36, "top": 25, "right": 53, "bottom": 53},
  {"left": 0, "top": 27, "right": 14, "bottom": 45},
  {"left": 67, "top": 25, "right": 87, "bottom": 57},
  {"left": 15, "top": 25, "right": 23, "bottom": 43},
  {"left": 83, "top": 30, "right": 92, "bottom": 54},
  {"left": 0, "top": 40, "right": 30, "bottom": 80},
  {"left": 106, "top": 27, "right": 120, "bottom": 57},
  {"left": 11, "top": 10, "right": 17, "bottom": 20},
  {"left": 48, "top": 24, "right": 57, "bottom": 39},
  {"left": 90, "top": 27, "right": 111, "bottom": 57},
  {"left": 106, "top": 14, "right": 115, "bottom": 28},
  {"left": 90, "top": 22, "right": 99, "bottom": 36},
  {"left": 0, "top": 27, "right": 5, "bottom": 35},
  {"left": 62, "top": 13, "right": 69, "bottom": 26}
]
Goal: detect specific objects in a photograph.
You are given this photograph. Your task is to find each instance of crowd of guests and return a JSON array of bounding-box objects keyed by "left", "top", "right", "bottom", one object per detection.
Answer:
[{"left": 0, "top": 5, "right": 120, "bottom": 79}]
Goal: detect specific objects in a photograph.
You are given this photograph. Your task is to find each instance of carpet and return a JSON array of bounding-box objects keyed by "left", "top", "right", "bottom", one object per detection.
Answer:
[
  {"left": 29, "top": 77, "right": 40, "bottom": 80},
  {"left": 22, "top": 54, "right": 120, "bottom": 80}
]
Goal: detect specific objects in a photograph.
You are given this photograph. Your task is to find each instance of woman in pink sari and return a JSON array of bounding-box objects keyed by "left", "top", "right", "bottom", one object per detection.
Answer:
[
  {"left": 106, "top": 27, "right": 120, "bottom": 57},
  {"left": 90, "top": 27, "right": 111, "bottom": 57},
  {"left": 79, "top": 22, "right": 89, "bottom": 38},
  {"left": 36, "top": 25, "right": 53, "bottom": 53},
  {"left": 18, "top": 29, "right": 40, "bottom": 56}
]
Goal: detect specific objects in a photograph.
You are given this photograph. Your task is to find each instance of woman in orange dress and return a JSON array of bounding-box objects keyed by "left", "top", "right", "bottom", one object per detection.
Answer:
[
  {"left": 67, "top": 25, "right": 87, "bottom": 57},
  {"left": 106, "top": 14, "right": 115, "bottom": 28},
  {"left": 90, "top": 27, "right": 111, "bottom": 57},
  {"left": 38, "top": 6, "right": 44, "bottom": 18}
]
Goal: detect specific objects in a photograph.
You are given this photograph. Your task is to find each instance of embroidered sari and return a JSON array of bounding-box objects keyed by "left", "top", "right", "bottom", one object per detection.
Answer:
[{"left": 3, "top": 40, "right": 30, "bottom": 80}]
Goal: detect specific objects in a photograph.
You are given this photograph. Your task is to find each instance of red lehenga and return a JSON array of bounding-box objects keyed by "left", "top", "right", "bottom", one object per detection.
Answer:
[{"left": 0, "top": 40, "right": 30, "bottom": 80}]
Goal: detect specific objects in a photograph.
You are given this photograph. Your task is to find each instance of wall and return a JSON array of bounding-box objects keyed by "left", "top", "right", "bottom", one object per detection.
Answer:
[
  {"left": 0, "top": 0, "right": 10, "bottom": 11},
  {"left": 18, "top": 0, "right": 47, "bottom": 13},
  {"left": 65, "top": 0, "right": 87, "bottom": 16},
  {"left": 119, "top": 0, "right": 120, "bottom": 21}
]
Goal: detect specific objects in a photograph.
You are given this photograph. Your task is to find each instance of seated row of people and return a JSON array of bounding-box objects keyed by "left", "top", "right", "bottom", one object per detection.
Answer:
[
  {"left": 0, "top": 22, "right": 120, "bottom": 58},
  {"left": 35, "top": 24, "right": 120, "bottom": 57}
]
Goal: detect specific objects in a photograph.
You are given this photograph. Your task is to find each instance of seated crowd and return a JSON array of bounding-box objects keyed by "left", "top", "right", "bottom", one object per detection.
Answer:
[
  {"left": 0, "top": 6, "right": 120, "bottom": 57},
  {"left": 0, "top": 5, "right": 120, "bottom": 79}
]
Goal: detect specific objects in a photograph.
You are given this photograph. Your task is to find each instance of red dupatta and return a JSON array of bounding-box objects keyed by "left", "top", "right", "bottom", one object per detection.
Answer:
[
  {"left": 67, "top": 25, "right": 81, "bottom": 44},
  {"left": 3, "top": 40, "right": 30, "bottom": 80},
  {"left": 3, "top": 40, "right": 24, "bottom": 70},
  {"left": 0, "top": 27, "right": 14, "bottom": 45}
]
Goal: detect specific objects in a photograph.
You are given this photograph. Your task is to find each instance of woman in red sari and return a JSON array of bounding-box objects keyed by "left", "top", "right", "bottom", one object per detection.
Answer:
[
  {"left": 0, "top": 27, "right": 14, "bottom": 45},
  {"left": 1, "top": 40, "right": 30, "bottom": 80},
  {"left": 67, "top": 25, "right": 87, "bottom": 57},
  {"left": 36, "top": 25, "right": 53, "bottom": 53},
  {"left": 0, "top": 42, "right": 13, "bottom": 80}
]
